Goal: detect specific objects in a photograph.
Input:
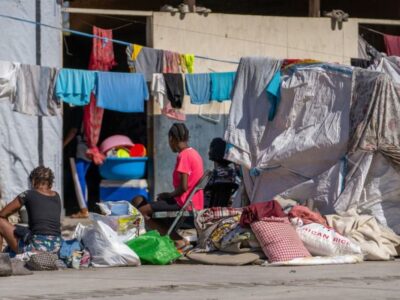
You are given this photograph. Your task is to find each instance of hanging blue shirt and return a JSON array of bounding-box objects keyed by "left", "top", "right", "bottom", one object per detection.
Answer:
[
  {"left": 55, "top": 69, "right": 96, "bottom": 106},
  {"left": 185, "top": 73, "right": 211, "bottom": 105},
  {"left": 210, "top": 72, "right": 236, "bottom": 102},
  {"left": 96, "top": 72, "right": 149, "bottom": 113},
  {"left": 266, "top": 70, "right": 281, "bottom": 121}
]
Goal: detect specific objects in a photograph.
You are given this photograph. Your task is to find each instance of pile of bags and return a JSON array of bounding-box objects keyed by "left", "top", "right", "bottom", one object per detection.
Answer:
[
  {"left": 59, "top": 201, "right": 181, "bottom": 269},
  {"left": 192, "top": 199, "right": 400, "bottom": 266}
]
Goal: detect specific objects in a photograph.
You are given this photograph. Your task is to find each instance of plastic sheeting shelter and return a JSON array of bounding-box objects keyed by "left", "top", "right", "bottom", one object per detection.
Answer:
[{"left": 0, "top": 1, "right": 63, "bottom": 204}]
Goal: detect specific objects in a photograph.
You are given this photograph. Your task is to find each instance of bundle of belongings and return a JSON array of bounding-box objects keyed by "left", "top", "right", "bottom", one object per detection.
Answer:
[
  {"left": 186, "top": 199, "right": 400, "bottom": 266},
  {"left": 1, "top": 201, "right": 182, "bottom": 271}
]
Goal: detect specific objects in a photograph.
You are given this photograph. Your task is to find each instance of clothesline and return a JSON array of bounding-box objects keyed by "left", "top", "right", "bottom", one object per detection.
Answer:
[{"left": 0, "top": 14, "right": 239, "bottom": 65}]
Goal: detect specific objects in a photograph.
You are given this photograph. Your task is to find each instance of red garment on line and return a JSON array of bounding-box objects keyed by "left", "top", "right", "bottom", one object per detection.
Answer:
[
  {"left": 89, "top": 26, "right": 117, "bottom": 71},
  {"left": 84, "top": 26, "right": 116, "bottom": 165},
  {"left": 384, "top": 34, "right": 400, "bottom": 57}
]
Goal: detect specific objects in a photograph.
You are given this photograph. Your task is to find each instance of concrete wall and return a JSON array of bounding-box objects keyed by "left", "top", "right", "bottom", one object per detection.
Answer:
[{"left": 152, "top": 13, "right": 359, "bottom": 70}]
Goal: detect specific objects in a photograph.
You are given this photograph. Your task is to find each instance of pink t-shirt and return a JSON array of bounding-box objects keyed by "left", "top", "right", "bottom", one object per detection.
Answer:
[{"left": 173, "top": 147, "right": 204, "bottom": 210}]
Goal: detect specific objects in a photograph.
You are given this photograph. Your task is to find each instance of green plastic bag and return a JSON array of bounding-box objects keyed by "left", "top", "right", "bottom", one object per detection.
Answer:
[{"left": 125, "top": 231, "right": 181, "bottom": 265}]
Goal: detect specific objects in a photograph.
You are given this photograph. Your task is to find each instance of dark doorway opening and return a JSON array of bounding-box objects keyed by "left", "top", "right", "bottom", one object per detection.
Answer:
[{"left": 62, "top": 13, "right": 148, "bottom": 215}]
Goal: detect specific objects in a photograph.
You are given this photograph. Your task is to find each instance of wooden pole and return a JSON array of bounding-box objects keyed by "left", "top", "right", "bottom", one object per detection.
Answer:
[{"left": 308, "top": 0, "right": 320, "bottom": 17}]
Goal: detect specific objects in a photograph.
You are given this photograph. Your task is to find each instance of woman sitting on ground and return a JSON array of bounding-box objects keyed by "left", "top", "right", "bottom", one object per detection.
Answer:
[
  {"left": 132, "top": 123, "right": 204, "bottom": 249},
  {"left": 0, "top": 166, "right": 62, "bottom": 254}
]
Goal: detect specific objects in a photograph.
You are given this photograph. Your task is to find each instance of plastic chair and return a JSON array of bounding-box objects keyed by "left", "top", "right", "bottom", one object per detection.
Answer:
[{"left": 152, "top": 170, "right": 212, "bottom": 236}]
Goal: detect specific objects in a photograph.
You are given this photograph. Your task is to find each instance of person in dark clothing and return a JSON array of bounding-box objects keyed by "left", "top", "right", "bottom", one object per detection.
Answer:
[
  {"left": 64, "top": 106, "right": 91, "bottom": 218},
  {"left": 205, "top": 138, "right": 239, "bottom": 207},
  {"left": 0, "top": 166, "right": 62, "bottom": 254}
]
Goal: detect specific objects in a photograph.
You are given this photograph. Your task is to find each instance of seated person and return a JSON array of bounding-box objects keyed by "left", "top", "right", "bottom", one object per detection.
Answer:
[
  {"left": 132, "top": 123, "right": 204, "bottom": 248},
  {"left": 205, "top": 138, "right": 239, "bottom": 207},
  {"left": 0, "top": 166, "right": 62, "bottom": 254}
]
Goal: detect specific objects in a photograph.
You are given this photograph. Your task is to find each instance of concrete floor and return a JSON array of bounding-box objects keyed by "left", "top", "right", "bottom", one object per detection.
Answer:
[{"left": 1, "top": 261, "right": 400, "bottom": 300}]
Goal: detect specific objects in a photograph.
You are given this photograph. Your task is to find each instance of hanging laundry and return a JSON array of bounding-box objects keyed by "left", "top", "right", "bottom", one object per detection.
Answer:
[
  {"left": 266, "top": 70, "right": 281, "bottom": 121},
  {"left": 151, "top": 73, "right": 168, "bottom": 110},
  {"left": 83, "top": 94, "right": 105, "bottom": 165},
  {"left": 350, "top": 58, "right": 372, "bottom": 69},
  {"left": 163, "top": 50, "right": 183, "bottom": 73},
  {"left": 384, "top": 34, "right": 400, "bottom": 57},
  {"left": 0, "top": 60, "right": 19, "bottom": 101},
  {"left": 89, "top": 26, "right": 117, "bottom": 71},
  {"left": 163, "top": 102, "right": 186, "bottom": 121},
  {"left": 152, "top": 73, "right": 186, "bottom": 121},
  {"left": 96, "top": 72, "right": 149, "bottom": 113},
  {"left": 281, "top": 59, "right": 319, "bottom": 70},
  {"left": 185, "top": 73, "right": 211, "bottom": 105},
  {"left": 180, "top": 54, "right": 195, "bottom": 74},
  {"left": 55, "top": 69, "right": 96, "bottom": 106},
  {"left": 126, "top": 44, "right": 163, "bottom": 82},
  {"left": 13, "top": 64, "right": 60, "bottom": 116},
  {"left": 83, "top": 26, "right": 117, "bottom": 166},
  {"left": 210, "top": 72, "right": 236, "bottom": 101},
  {"left": 163, "top": 73, "right": 184, "bottom": 108}
]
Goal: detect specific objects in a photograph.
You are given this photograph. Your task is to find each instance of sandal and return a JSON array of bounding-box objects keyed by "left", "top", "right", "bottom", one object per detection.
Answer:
[{"left": 70, "top": 209, "right": 89, "bottom": 219}]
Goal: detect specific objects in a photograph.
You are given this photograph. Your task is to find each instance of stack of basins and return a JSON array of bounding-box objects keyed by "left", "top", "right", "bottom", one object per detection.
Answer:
[{"left": 98, "top": 135, "right": 149, "bottom": 214}]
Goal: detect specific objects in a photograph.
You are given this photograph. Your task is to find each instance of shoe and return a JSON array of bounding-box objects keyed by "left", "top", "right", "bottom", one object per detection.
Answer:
[
  {"left": 178, "top": 3, "right": 189, "bottom": 14},
  {"left": 70, "top": 208, "right": 89, "bottom": 219},
  {"left": 160, "top": 5, "right": 178, "bottom": 13}
]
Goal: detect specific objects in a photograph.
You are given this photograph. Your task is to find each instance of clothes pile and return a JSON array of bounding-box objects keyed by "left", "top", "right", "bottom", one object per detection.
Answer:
[{"left": 187, "top": 200, "right": 400, "bottom": 266}]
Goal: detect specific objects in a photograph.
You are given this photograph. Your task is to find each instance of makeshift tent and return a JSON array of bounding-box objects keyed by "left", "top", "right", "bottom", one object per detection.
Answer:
[{"left": 224, "top": 56, "right": 400, "bottom": 235}]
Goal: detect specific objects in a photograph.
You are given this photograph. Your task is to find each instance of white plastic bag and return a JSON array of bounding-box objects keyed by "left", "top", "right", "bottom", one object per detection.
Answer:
[
  {"left": 293, "top": 221, "right": 362, "bottom": 256},
  {"left": 90, "top": 213, "right": 140, "bottom": 243},
  {"left": 80, "top": 220, "right": 140, "bottom": 267},
  {"left": 97, "top": 201, "right": 146, "bottom": 236}
]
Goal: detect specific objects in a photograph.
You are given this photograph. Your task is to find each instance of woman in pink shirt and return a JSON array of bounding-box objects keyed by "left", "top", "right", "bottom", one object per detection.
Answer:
[{"left": 132, "top": 123, "right": 204, "bottom": 248}]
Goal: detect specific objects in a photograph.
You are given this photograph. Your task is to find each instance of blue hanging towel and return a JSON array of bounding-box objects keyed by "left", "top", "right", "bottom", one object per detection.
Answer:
[
  {"left": 210, "top": 72, "right": 236, "bottom": 101},
  {"left": 55, "top": 69, "right": 96, "bottom": 106},
  {"left": 266, "top": 70, "right": 281, "bottom": 121},
  {"left": 96, "top": 72, "right": 149, "bottom": 113},
  {"left": 185, "top": 73, "right": 211, "bottom": 105}
]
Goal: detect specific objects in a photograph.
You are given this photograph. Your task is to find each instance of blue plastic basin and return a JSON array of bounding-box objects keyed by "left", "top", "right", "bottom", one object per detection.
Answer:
[{"left": 99, "top": 157, "right": 148, "bottom": 180}]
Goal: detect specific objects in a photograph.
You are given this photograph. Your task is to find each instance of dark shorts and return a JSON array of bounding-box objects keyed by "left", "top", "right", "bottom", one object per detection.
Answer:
[{"left": 150, "top": 197, "right": 180, "bottom": 212}]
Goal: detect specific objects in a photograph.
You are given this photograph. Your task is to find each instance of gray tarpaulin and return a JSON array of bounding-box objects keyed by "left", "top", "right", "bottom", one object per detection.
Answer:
[
  {"left": 349, "top": 68, "right": 400, "bottom": 169},
  {"left": 0, "top": 1, "right": 62, "bottom": 203},
  {"left": 224, "top": 56, "right": 282, "bottom": 169},
  {"left": 227, "top": 63, "right": 352, "bottom": 203}
]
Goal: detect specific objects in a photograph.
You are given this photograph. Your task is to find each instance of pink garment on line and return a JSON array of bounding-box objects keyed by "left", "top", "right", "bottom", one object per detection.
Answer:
[
  {"left": 162, "top": 102, "right": 186, "bottom": 121},
  {"left": 163, "top": 51, "right": 183, "bottom": 73},
  {"left": 172, "top": 147, "right": 204, "bottom": 210},
  {"left": 384, "top": 34, "right": 400, "bottom": 56}
]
